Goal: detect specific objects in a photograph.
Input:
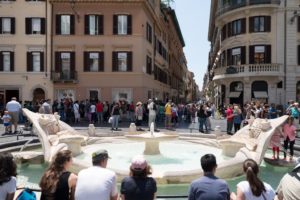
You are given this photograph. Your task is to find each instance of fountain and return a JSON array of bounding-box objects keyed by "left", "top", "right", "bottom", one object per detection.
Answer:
[
  {"left": 14, "top": 108, "right": 292, "bottom": 184},
  {"left": 125, "top": 122, "right": 178, "bottom": 155}
]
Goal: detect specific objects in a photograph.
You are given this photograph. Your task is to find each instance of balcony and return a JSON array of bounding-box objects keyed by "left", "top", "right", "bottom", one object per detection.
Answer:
[
  {"left": 216, "top": 0, "right": 281, "bottom": 17},
  {"left": 51, "top": 70, "right": 78, "bottom": 83},
  {"left": 213, "top": 63, "right": 283, "bottom": 80}
]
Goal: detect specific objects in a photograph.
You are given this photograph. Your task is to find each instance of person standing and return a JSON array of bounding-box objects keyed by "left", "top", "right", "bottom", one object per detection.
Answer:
[
  {"left": 188, "top": 154, "right": 230, "bottom": 200},
  {"left": 75, "top": 149, "right": 118, "bottom": 200},
  {"left": 233, "top": 105, "right": 243, "bottom": 133},
  {"left": 164, "top": 100, "right": 172, "bottom": 129},
  {"left": 96, "top": 100, "right": 103, "bottom": 124},
  {"left": 226, "top": 104, "right": 234, "bottom": 135},
  {"left": 197, "top": 105, "right": 208, "bottom": 133},
  {"left": 120, "top": 155, "right": 157, "bottom": 200},
  {"left": 73, "top": 101, "right": 80, "bottom": 124},
  {"left": 283, "top": 117, "right": 297, "bottom": 161},
  {"left": 135, "top": 102, "right": 144, "bottom": 131},
  {"left": 42, "top": 99, "right": 52, "bottom": 114},
  {"left": 147, "top": 99, "right": 157, "bottom": 131},
  {"left": 39, "top": 150, "right": 77, "bottom": 200},
  {"left": 111, "top": 102, "right": 121, "bottom": 131},
  {"left": 6, "top": 97, "right": 21, "bottom": 134}
]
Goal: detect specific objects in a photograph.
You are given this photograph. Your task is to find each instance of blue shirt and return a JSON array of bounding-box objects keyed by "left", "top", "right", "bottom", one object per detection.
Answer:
[{"left": 188, "top": 173, "right": 230, "bottom": 200}]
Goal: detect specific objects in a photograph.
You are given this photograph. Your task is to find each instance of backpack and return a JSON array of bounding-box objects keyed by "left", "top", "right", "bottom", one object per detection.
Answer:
[
  {"left": 153, "top": 103, "right": 157, "bottom": 111},
  {"left": 17, "top": 188, "right": 37, "bottom": 200}
]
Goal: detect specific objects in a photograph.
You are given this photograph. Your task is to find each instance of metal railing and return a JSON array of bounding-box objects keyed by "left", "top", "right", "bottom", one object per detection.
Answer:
[
  {"left": 51, "top": 70, "right": 78, "bottom": 83},
  {"left": 213, "top": 63, "right": 282, "bottom": 76},
  {"left": 216, "top": 0, "right": 281, "bottom": 17}
]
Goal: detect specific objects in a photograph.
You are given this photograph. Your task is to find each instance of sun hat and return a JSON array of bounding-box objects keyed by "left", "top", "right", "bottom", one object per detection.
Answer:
[
  {"left": 136, "top": 102, "right": 142, "bottom": 106},
  {"left": 92, "top": 149, "right": 111, "bottom": 160},
  {"left": 131, "top": 155, "right": 147, "bottom": 171}
]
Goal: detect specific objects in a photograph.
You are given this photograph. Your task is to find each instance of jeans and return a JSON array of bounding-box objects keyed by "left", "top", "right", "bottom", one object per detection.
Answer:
[
  {"left": 199, "top": 118, "right": 207, "bottom": 132},
  {"left": 112, "top": 115, "right": 120, "bottom": 129},
  {"left": 227, "top": 121, "right": 233, "bottom": 134},
  {"left": 284, "top": 137, "right": 295, "bottom": 157},
  {"left": 97, "top": 112, "right": 103, "bottom": 123}
]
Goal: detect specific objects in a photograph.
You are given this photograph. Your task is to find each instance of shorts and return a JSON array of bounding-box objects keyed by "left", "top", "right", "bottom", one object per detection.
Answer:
[
  {"left": 4, "top": 122, "right": 11, "bottom": 127},
  {"left": 9, "top": 112, "right": 19, "bottom": 124}
]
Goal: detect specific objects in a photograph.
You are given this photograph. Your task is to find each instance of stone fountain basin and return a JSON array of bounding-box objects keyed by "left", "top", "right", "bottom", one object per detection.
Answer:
[{"left": 125, "top": 133, "right": 178, "bottom": 140}]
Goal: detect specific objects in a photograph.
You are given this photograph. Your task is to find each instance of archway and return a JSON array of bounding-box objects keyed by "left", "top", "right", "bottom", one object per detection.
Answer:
[
  {"left": 33, "top": 88, "right": 45, "bottom": 104},
  {"left": 229, "top": 81, "right": 243, "bottom": 105},
  {"left": 251, "top": 81, "right": 268, "bottom": 103}
]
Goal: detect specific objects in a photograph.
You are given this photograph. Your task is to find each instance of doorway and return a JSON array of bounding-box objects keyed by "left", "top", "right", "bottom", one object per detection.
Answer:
[
  {"left": 5, "top": 90, "right": 19, "bottom": 103},
  {"left": 33, "top": 88, "right": 45, "bottom": 104}
]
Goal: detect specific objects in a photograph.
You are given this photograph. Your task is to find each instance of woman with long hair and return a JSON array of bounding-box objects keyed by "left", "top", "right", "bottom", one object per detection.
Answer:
[
  {"left": 39, "top": 150, "right": 77, "bottom": 200},
  {"left": 232, "top": 159, "right": 275, "bottom": 200},
  {"left": 0, "top": 152, "right": 17, "bottom": 200},
  {"left": 120, "top": 155, "right": 157, "bottom": 200},
  {"left": 283, "top": 116, "right": 296, "bottom": 161}
]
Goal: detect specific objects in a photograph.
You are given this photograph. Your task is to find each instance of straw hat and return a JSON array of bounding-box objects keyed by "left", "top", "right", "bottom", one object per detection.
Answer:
[{"left": 136, "top": 101, "right": 142, "bottom": 106}]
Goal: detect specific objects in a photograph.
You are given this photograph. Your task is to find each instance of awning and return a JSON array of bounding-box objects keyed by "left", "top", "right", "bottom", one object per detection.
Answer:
[
  {"left": 228, "top": 92, "right": 241, "bottom": 98},
  {"left": 253, "top": 91, "right": 268, "bottom": 98}
]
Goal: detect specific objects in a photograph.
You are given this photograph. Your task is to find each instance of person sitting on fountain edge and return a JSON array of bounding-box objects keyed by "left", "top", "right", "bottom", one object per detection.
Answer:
[{"left": 188, "top": 154, "right": 230, "bottom": 200}]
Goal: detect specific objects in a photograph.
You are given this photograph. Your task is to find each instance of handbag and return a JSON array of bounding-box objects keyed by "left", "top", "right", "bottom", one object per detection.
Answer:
[{"left": 108, "top": 116, "right": 113, "bottom": 123}]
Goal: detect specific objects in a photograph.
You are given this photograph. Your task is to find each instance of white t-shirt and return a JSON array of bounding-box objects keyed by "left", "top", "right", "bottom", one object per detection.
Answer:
[
  {"left": 0, "top": 177, "right": 16, "bottom": 200},
  {"left": 90, "top": 105, "right": 96, "bottom": 113},
  {"left": 75, "top": 166, "right": 118, "bottom": 200},
  {"left": 237, "top": 181, "right": 275, "bottom": 200}
]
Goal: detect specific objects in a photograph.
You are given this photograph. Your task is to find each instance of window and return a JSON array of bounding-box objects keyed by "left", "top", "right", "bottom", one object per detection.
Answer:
[
  {"left": 56, "top": 15, "right": 74, "bottom": 35},
  {"left": 0, "top": 0, "right": 16, "bottom": 3},
  {"left": 232, "top": 48, "right": 241, "bottom": 65},
  {"left": 55, "top": 52, "right": 75, "bottom": 79},
  {"left": 112, "top": 52, "right": 132, "bottom": 72},
  {"left": 249, "top": 16, "right": 271, "bottom": 32},
  {"left": 113, "top": 15, "right": 132, "bottom": 35},
  {"left": 25, "top": 18, "right": 45, "bottom": 34},
  {"left": 249, "top": 45, "right": 271, "bottom": 64},
  {"left": 0, "top": 17, "right": 15, "bottom": 34},
  {"left": 228, "top": 18, "right": 245, "bottom": 37},
  {"left": 27, "top": 51, "right": 44, "bottom": 72},
  {"left": 85, "top": 15, "right": 103, "bottom": 35},
  {"left": 227, "top": 46, "right": 245, "bottom": 66},
  {"left": 84, "top": 52, "right": 104, "bottom": 72},
  {"left": 89, "top": 90, "right": 99, "bottom": 101},
  {"left": 0, "top": 51, "right": 14, "bottom": 72},
  {"left": 146, "top": 23, "right": 152, "bottom": 43},
  {"left": 146, "top": 55, "right": 152, "bottom": 74}
]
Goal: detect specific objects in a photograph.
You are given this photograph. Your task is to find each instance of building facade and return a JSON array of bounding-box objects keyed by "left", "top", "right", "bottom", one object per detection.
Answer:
[
  {"left": 0, "top": 0, "right": 53, "bottom": 108},
  {"left": 206, "top": 0, "right": 300, "bottom": 107},
  {"left": 50, "top": 0, "right": 187, "bottom": 103}
]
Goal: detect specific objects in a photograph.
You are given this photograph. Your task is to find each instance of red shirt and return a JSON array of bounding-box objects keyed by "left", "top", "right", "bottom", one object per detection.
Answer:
[
  {"left": 96, "top": 103, "right": 103, "bottom": 112},
  {"left": 226, "top": 108, "right": 233, "bottom": 122}
]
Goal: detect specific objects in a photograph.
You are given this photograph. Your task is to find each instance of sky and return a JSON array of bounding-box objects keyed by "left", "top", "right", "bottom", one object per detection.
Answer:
[{"left": 173, "top": 0, "right": 211, "bottom": 90}]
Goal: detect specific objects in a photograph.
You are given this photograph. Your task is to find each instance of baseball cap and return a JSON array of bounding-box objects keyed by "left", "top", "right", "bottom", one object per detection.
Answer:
[
  {"left": 130, "top": 155, "right": 147, "bottom": 171},
  {"left": 92, "top": 149, "right": 110, "bottom": 160}
]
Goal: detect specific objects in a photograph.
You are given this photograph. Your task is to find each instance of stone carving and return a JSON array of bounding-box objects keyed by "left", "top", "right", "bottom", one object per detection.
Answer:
[{"left": 22, "top": 108, "right": 89, "bottom": 162}]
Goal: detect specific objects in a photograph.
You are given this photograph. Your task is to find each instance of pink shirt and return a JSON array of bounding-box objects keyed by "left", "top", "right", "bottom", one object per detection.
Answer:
[{"left": 283, "top": 124, "right": 296, "bottom": 141}]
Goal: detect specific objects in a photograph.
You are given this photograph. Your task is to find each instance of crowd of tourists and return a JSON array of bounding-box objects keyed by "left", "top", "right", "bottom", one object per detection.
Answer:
[{"left": 1, "top": 150, "right": 299, "bottom": 200}]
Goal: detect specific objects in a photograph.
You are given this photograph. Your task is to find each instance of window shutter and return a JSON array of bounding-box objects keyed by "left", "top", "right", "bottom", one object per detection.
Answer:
[
  {"left": 127, "top": 52, "right": 132, "bottom": 71},
  {"left": 249, "top": 16, "right": 254, "bottom": 33},
  {"left": 241, "top": 46, "right": 246, "bottom": 65},
  {"left": 226, "top": 49, "right": 232, "bottom": 66},
  {"left": 298, "top": 45, "right": 300, "bottom": 65},
  {"left": 0, "top": 52, "right": 3, "bottom": 71},
  {"left": 227, "top": 22, "right": 231, "bottom": 37},
  {"left": 70, "top": 52, "right": 75, "bottom": 71},
  {"left": 83, "top": 51, "right": 89, "bottom": 72},
  {"left": 55, "top": 52, "right": 61, "bottom": 72},
  {"left": 40, "top": 52, "right": 44, "bottom": 72},
  {"left": 265, "top": 16, "right": 271, "bottom": 32},
  {"left": 99, "top": 52, "right": 104, "bottom": 71},
  {"left": 0, "top": 18, "right": 2, "bottom": 33},
  {"left": 11, "top": 18, "right": 15, "bottom": 34},
  {"left": 27, "top": 52, "right": 32, "bottom": 71},
  {"left": 84, "top": 15, "right": 89, "bottom": 35},
  {"left": 265, "top": 45, "right": 271, "bottom": 63},
  {"left": 56, "top": 15, "right": 61, "bottom": 34},
  {"left": 112, "top": 52, "right": 118, "bottom": 71},
  {"left": 241, "top": 18, "right": 246, "bottom": 34},
  {"left": 98, "top": 15, "right": 104, "bottom": 35},
  {"left": 127, "top": 15, "right": 132, "bottom": 35},
  {"left": 70, "top": 15, "right": 75, "bottom": 35},
  {"left": 298, "top": 16, "right": 300, "bottom": 32},
  {"left": 10, "top": 52, "right": 14, "bottom": 71},
  {"left": 249, "top": 45, "right": 255, "bottom": 64},
  {"left": 41, "top": 18, "right": 46, "bottom": 34},
  {"left": 113, "top": 15, "right": 118, "bottom": 35},
  {"left": 25, "top": 18, "right": 32, "bottom": 34}
]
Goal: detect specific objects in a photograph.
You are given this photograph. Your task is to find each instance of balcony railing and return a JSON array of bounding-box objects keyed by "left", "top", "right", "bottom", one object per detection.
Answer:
[
  {"left": 213, "top": 63, "right": 282, "bottom": 79},
  {"left": 51, "top": 70, "right": 78, "bottom": 83},
  {"left": 216, "top": 0, "right": 281, "bottom": 17}
]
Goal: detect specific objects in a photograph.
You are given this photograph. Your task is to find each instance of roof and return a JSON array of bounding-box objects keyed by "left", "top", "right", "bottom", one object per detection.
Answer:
[{"left": 168, "top": 9, "right": 185, "bottom": 47}]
